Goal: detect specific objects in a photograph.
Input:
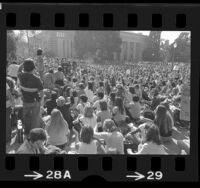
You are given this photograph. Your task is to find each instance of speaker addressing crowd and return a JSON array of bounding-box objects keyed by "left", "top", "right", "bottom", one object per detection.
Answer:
[{"left": 6, "top": 48, "right": 190, "bottom": 155}]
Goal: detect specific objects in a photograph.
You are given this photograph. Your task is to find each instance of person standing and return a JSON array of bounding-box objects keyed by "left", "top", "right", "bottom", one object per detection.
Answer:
[
  {"left": 18, "top": 58, "right": 44, "bottom": 136},
  {"left": 36, "top": 48, "right": 44, "bottom": 81}
]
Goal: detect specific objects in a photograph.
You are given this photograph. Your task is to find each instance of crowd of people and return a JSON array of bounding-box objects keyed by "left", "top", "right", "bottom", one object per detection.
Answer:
[{"left": 6, "top": 50, "right": 190, "bottom": 155}]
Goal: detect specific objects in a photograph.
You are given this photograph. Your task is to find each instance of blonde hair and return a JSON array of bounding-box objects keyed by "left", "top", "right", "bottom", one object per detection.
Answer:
[
  {"left": 84, "top": 106, "right": 94, "bottom": 119},
  {"left": 56, "top": 96, "right": 65, "bottom": 106},
  {"left": 47, "top": 109, "right": 68, "bottom": 133}
]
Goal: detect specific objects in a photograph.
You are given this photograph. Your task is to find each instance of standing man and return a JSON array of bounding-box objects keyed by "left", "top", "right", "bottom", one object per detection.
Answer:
[
  {"left": 18, "top": 58, "right": 44, "bottom": 136},
  {"left": 36, "top": 48, "right": 44, "bottom": 81}
]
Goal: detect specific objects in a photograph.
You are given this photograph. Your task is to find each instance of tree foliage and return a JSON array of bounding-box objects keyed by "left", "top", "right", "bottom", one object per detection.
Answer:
[
  {"left": 170, "top": 32, "right": 190, "bottom": 63},
  {"left": 142, "top": 31, "right": 162, "bottom": 61},
  {"left": 74, "top": 31, "right": 122, "bottom": 62},
  {"left": 7, "top": 30, "right": 17, "bottom": 59}
]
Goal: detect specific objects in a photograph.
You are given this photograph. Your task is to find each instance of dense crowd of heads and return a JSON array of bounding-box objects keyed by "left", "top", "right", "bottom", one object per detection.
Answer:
[{"left": 6, "top": 56, "right": 190, "bottom": 154}]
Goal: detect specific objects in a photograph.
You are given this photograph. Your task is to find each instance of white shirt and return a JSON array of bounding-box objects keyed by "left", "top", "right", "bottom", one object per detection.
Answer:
[
  {"left": 78, "top": 140, "right": 97, "bottom": 154},
  {"left": 84, "top": 87, "right": 94, "bottom": 103},
  {"left": 137, "top": 142, "right": 167, "bottom": 155},
  {"left": 7, "top": 64, "right": 19, "bottom": 78},
  {"left": 79, "top": 115, "right": 97, "bottom": 129}
]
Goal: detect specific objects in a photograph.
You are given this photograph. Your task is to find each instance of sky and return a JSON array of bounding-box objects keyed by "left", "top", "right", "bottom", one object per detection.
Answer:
[
  {"left": 126, "top": 31, "right": 190, "bottom": 44},
  {"left": 13, "top": 30, "right": 190, "bottom": 44}
]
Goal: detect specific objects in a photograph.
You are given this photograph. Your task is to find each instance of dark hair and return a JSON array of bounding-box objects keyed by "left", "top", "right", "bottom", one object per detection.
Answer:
[
  {"left": 28, "top": 128, "right": 48, "bottom": 143},
  {"left": 80, "top": 95, "right": 88, "bottom": 103},
  {"left": 115, "top": 97, "right": 124, "bottom": 114},
  {"left": 132, "top": 94, "right": 139, "bottom": 102},
  {"left": 72, "top": 90, "right": 78, "bottom": 97},
  {"left": 143, "top": 110, "right": 155, "bottom": 121},
  {"left": 110, "top": 92, "right": 116, "bottom": 102},
  {"left": 51, "top": 92, "right": 58, "bottom": 100},
  {"left": 99, "top": 100, "right": 108, "bottom": 111},
  {"left": 129, "top": 86, "right": 135, "bottom": 94},
  {"left": 49, "top": 69, "right": 54, "bottom": 74},
  {"left": 23, "top": 58, "right": 35, "bottom": 72},
  {"left": 171, "top": 82, "right": 176, "bottom": 88},
  {"left": 37, "top": 48, "right": 43, "bottom": 56},
  {"left": 99, "top": 81, "right": 104, "bottom": 87},
  {"left": 135, "top": 84, "right": 139, "bottom": 89},
  {"left": 58, "top": 66, "right": 62, "bottom": 71},
  {"left": 97, "top": 92, "right": 104, "bottom": 99},
  {"left": 145, "top": 123, "right": 161, "bottom": 145},
  {"left": 88, "top": 81, "right": 94, "bottom": 91},
  {"left": 79, "top": 83, "right": 85, "bottom": 90},
  {"left": 70, "top": 96, "right": 74, "bottom": 105},
  {"left": 80, "top": 126, "right": 94, "bottom": 144},
  {"left": 154, "top": 105, "right": 173, "bottom": 135}
]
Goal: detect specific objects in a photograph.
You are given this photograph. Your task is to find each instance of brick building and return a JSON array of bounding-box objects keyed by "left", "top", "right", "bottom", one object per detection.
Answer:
[{"left": 30, "top": 31, "right": 149, "bottom": 62}]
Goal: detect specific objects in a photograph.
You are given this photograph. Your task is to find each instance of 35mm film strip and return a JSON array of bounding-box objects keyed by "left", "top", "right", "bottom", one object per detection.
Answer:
[{"left": 0, "top": 3, "right": 199, "bottom": 182}]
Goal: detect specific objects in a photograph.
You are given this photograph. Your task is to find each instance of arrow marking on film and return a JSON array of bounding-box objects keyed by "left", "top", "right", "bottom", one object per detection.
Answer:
[
  {"left": 24, "top": 171, "right": 43, "bottom": 180},
  {"left": 126, "top": 172, "right": 145, "bottom": 181}
]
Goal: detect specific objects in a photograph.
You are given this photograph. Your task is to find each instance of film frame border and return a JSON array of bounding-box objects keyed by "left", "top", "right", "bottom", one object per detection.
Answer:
[{"left": 0, "top": 3, "right": 199, "bottom": 182}]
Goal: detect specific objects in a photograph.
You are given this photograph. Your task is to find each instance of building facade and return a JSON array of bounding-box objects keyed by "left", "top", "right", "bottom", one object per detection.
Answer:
[{"left": 30, "top": 31, "right": 149, "bottom": 62}]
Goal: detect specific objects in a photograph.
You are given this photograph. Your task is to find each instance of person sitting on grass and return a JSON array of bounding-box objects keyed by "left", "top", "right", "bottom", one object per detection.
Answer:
[
  {"left": 93, "top": 119, "right": 124, "bottom": 154},
  {"left": 127, "top": 123, "right": 167, "bottom": 155},
  {"left": 45, "top": 109, "right": 69, "bottom": 150},
  {"left": 16, "top": 128, "right": 48, "bottom": 154}
]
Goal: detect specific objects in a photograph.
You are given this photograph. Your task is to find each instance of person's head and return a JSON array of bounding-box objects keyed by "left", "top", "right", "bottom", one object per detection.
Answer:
[
  {"left": 110, "top": 92, "right": 116, "bottom": 102},
  {"left": 72, "top": 78, "right": 77, "bottom": 83},
  {"left": 23, "top": 58, "right": 35, "bottom": 73},
  {"left": 49, "top": 69, "right": 54, "bottom": 74},
  {"left": 84, "top": 106, "right": 94, "bottom": 119},
  {"left": 143, "top": 123, "right": 161, "bottom": 145},
  {"left": 72, "top": 90, "right": 78, "bottom": 98},
  {"left": 134, "top": 84, "right": 140, "bottom": 90},
  {"left": 99, "top": 81, "right": 104, "bottom": 87},
  {"left": 88, "top": 81, "right": 94, "bottom": 91},
  {"left": 37, "top": 48, "right": 43, "bottom": 56},
  {"left": 97, "top": 92, "right": 104, "bottom": 100},
  {"left": 27, "top": 128, "right": 48, "bottom": 149},
  {"left": 129, "top": 86, "right": 135, "bottom": 94},
  {"left": 58, "top": 66, "right": 63, "bottom": 72},
  {"left": 12, "top": 61, "right": 17, "bottom": 65},
  {"left": 143, "top": 110, "right": 155, "bottom": 121},
  {"left": 80, "top": 95, "right": 88, "bottom": 103},
  {"left": 79, "top": 83, "right": 85, "bottom": 90},
  {"left": 49, "top": 109, "right": 67, "bottom": 132},
  {"left": 99, "top": 100, "right": 108, "bottom": 111},
  {"left": 155, "top": 105, "right": 167, "bottom": 119},
  {"left": 56, "top": 96, "right": 66, "bottom": 107},
  {"left": 132, "top": 94, "right": 139, "bottom": 102},
  {"left": 80, "top": 126, "right": 94, "bottom": 144},
  {"left": 115, "top": 97, "right": 124, "bottom": 114},
  {"left": 51, "top": 91, "right": 58, "bottom": 100},
  {"left": 103, "top": 119, "right": 117, "bottom": 133}
]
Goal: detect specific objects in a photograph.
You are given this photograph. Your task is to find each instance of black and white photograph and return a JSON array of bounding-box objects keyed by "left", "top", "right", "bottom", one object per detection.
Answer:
[{"left": 6, "top": 30, "right": 190, "bottom": 155}]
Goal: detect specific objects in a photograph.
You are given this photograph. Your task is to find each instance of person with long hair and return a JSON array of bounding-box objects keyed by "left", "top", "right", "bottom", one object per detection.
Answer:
[
  {"left": 127, "top": 123, "right": 167, "bottom": 155},
  {"left": 154, "top": 105, "right": 173, "bottom": 143},
  {"left": 79, "top": 106, "right": 97, "bottom": 129},
  {"left": 46, "top": 109, "right": 69, "bottom": 149},
  {"left": 94, "top": 119, "right": 124, "bottom": 154}
]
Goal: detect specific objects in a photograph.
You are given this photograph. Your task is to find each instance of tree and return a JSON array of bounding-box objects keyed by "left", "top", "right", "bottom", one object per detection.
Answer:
[
  {"left": 170, "top": 32, "right": 190, "bottom": 63},
  {"left": 160, "top": 39, "right": 171, "bottom": 63},
  {"left": 74, "top": 31, "right": 122, "bottom": 62},
  {"left": 142, "top": 31, "right": 162, "bottom": 61},
  {"left": 7, "top": 30, "right": 17, "bottom": 60}
]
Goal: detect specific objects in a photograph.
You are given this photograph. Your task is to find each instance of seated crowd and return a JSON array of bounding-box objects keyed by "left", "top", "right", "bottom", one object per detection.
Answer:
[{"left": 6, "top": 57, "right": 190, "bottom": 155}]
